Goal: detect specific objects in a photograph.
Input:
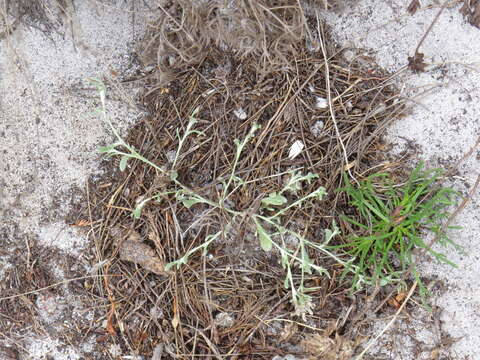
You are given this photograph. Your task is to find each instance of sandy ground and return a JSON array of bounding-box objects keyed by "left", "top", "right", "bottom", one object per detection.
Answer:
[
  {"left": 325, "top": 1, "right": 480, "bottom": 359},
  {"left": 0, "top": 1, "right": 146, "bottom": 358},
  {"left": 1, "top": 0, "right": 479, "bottom": 359}
]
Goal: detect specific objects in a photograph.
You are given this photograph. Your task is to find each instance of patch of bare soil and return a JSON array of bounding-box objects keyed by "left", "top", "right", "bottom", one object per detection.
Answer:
[{"left": 80, "top": 1, "right": 410, "bottom": 358}]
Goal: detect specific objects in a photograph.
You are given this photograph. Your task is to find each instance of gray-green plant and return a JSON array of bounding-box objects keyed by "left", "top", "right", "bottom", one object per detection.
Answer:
[
  {"left": 91, "top": 79, "right": 350, "bottom": 316},
  {"left": 330, "top": 164, "right": 462, "bottom": 298},
  {"left": 93, "top": 78, "right": 463, "bottom": 315}
]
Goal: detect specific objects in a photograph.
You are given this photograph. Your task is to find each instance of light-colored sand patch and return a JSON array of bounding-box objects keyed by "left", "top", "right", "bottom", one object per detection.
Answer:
[{"left": 26, "top": 337, "right": 83, "bottom": 360}]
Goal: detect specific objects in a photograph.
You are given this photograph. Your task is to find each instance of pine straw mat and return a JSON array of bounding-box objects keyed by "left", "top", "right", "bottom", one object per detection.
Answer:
[{"left": 85, "top": 2, "right": 407, "bottom": 358}]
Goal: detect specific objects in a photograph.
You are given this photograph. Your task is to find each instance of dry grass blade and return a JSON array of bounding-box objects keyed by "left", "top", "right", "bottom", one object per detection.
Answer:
[
  {"left": 354, "top": 281, "right": 418, "bottom": 360},
  {"left": 140, "top": 0, "right": 310, "bottom": 81},
  {"left": 316, "top": 9, "right": 358, "bottom": 185}
]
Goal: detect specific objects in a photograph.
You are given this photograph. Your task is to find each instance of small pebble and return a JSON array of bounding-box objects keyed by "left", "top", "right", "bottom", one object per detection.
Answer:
[
  {"left": 310, "top": 120, "right": 324, "bottom": 137},
  {"left": 233, "top": 108, "right": 248, "bottom": 120},
  {"left": 288, "top": 140, "right": 304, "bottom": 160},
  {"left": 166, "top": 150, "right": 176, "bottom": 163},
  {"left": 343, "top": 49, "right": 355, "bottom": 62},
  {"left": 214, "top": 312, "right": 234, "bottom": 328},
  {"left": 315, "top": 96, "right": 328, "bottom": 109}
]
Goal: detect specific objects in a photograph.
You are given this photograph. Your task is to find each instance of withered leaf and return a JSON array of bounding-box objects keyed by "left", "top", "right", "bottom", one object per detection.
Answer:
[
  {"left": 407, "top": 0, "right": 421, "bottom": 15},
  {"left": 390, "top": 205, "right": 404, "bottom": 219},
  {"left": 279, "top": 321, "right": 297, "bottom": 342},
  {"left": 460, "top": 1, "right": 471, "bottom": 17},
  {"left": 388, "top": 292, "right": 407, "bottom": 309},
  {"left": 301, "top": 333, "right": 355, "bottom": 360},
  {"left": 106, "top": 302, "right": 117, "bottom": 336},
  {"left": 408, "top": 52, "right": 428, "bottom": 72},
  {"left": 390, "top": 205, "right": 406, "bottom": 225},
  {"left": 118, "top": 230, "right": 168, "bottom": 275},
  {"left": 151, "top": 344, "right": 164, "bottom": 360},
  {"left": 430, "top": 348, "right": 440, "bottom": 360},
  {"left": 0, "top": 346, "right": 18, "bottom": 360},
  {"left": 70, "top": 219, "right": 93, "bottom": 227}
]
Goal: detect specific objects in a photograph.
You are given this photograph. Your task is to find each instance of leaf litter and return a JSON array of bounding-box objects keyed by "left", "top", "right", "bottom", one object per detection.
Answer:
[{"left": 84, "top": 1, "right": 409, "bottom": 358}]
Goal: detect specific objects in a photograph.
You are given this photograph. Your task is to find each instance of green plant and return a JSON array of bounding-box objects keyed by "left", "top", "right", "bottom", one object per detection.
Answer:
[
  {"left": 330, "top": 164, "right": 462, "bottom": 297},
  {"left": 91, "top": 79, "right": 352, "bottom": 316}
]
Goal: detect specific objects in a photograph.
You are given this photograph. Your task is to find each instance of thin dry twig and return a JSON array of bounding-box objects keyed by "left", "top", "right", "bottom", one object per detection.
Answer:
[
  {"left": 0, "top": 274, "right": 120, "bottom": 302},
  {"left": 355, "top": 281, "right": 418, "bottom": 360},
  {"left": 409, "top": 0, "right": 449, "bottom": 71},
  {"left": 316, "top": 9, "right": 358, "bottom": 185}
]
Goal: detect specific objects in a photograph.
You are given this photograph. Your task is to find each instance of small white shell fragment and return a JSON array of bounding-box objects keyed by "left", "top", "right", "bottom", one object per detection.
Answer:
[
  {"left": 311, "top": 120, "right": 324, "bottom": 137},
  {"left": 149, "top": 306, "right": 164, "bottom": 320},
  {"left": 346, "top": 100, "right": 353, "bottom": 111},
  {"left": 233, "top": 107, "right": 247, "bottom": 120},
  {"left": 273, "top": 355, "right": 300, "bottom": 360},
  {"left": 168, "top": 55, "right": 176, "bottom": 66},
  {"left": 288, "top": 140, "right": 304, "bottom": 160},
  {"left": 308, "top": 84, "right": 316, "bottom": 93},
  {"left": 371, "top": 102, "right": 387, "bottom": 116},
  {"left": 306, "top": 38, "right": 320, "bottom": 52},
  {"left": 135, "top": 195, "right": 146, "bottom": 206},
  {"left": 343, "top": 49, "right": 355, "bottom": 62},
  {"left": 241, "top": 275, "right": 253, "bottom": 283},
  {"left": 314, "top": 96, "right": 328, "bottom": 109},
  {"left": 215, "top": 312, "right": 235, "bottom": 328},
  {"left": 144, "top": 64, "right": 156, "bottom": 72},
  {"left": 88, "top": 259, "right": 109, "bottom": 274},
  {"left": 202, "top": 88, "right": 216, "bottom": 97},
  {"left": 109, "top": 344, "right": 122, "bottom": 357},
  {"left": 166, "top": 150, "right": 176, "bottom": 163}
]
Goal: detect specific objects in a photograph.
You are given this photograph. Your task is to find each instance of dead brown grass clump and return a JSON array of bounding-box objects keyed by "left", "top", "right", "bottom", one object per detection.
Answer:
[
  {"left": 141, "top": 0, "right": 304, "bottom": 70},
  {"left": 85, "top": 2, "right": 406, "bottom": 358}
]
